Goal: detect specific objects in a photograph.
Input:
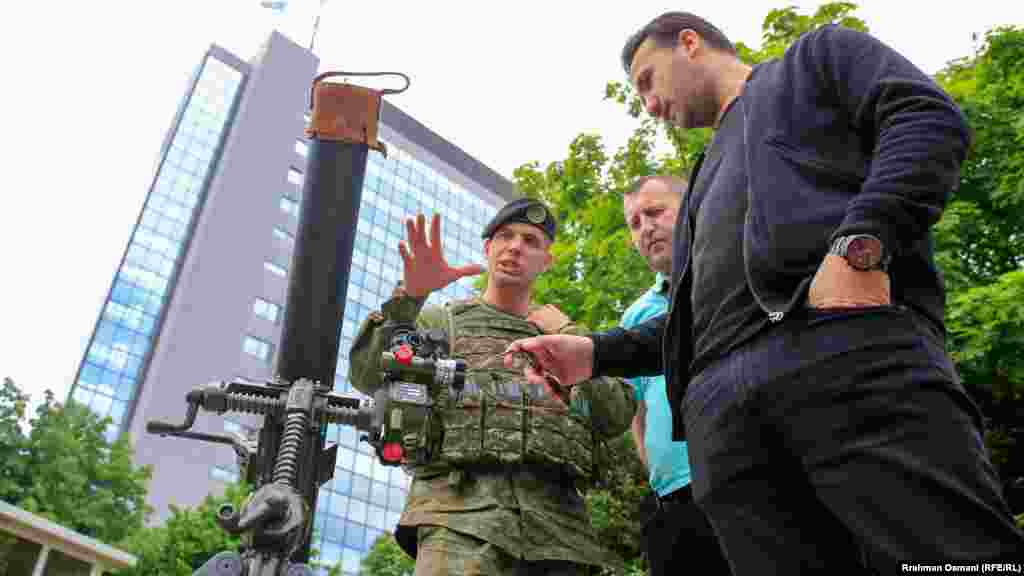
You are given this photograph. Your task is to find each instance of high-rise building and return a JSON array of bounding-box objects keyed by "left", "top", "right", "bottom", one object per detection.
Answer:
[{"left": 67, "top": 31, "right": 516, "bottom": 574}]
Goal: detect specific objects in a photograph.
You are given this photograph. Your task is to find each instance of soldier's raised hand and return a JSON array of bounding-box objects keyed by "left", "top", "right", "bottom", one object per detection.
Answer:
[{"left": 398, "top": 213, "right": 484, "bottom": 299}]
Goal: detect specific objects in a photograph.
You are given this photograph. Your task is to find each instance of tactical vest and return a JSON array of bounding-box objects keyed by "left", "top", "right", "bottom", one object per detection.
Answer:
[{"left": 423, "top": 299, "right": 598, "bottom": 481}]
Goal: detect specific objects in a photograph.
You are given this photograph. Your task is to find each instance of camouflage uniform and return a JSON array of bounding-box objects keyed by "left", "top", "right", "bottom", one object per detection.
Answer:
[{"left": 349, "top": 294, "right": 636, "bottom": 575}]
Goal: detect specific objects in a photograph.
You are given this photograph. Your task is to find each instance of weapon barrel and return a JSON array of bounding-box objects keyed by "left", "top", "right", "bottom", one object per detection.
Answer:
[
  {"left": 275, "top": 134, "right": 367, "bottom": 389},
  {"left": 273, "top": 73, "right": 401, "bottom": 564}
]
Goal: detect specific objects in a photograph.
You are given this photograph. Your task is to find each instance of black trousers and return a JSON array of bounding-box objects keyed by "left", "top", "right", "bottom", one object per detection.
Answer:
[
  {"left": 639, "top": 485, "right": 732, "bottom": 575},
  {"left": 684, "top": 305, "right": 1024, "bottom": 574}
]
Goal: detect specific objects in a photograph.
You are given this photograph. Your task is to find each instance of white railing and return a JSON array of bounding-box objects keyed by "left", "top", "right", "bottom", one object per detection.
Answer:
[{"left": 0, "top": 500, "right": 137, "bottom": 576}]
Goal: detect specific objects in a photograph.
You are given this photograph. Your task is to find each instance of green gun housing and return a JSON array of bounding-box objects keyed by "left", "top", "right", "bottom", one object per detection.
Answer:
[{"left": 361, "top": 325, "right": 467, "bottom": 467}]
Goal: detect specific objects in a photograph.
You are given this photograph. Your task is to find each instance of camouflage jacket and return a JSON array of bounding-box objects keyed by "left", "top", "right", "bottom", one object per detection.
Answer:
[{"left": 349, "top": 295, "right": 636, "bottom": 568}]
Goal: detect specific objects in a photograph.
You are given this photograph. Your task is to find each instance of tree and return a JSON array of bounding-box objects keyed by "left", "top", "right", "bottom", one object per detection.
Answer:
[
  {"left": 117, "top": 481, "right": 251, "bottom": 576},
  {"left": 934, "top": 25, "right": 1024, "bottom": 512},
  {"left": 585, "top": 433, "right": 649, "bottom": 576},
  {"left": 736, "top": 1, "right": 867, "bottom": 62},
  {"left": 359, "top": 532, "right": 414, "bottom": 576},
  {"left": 0, "top": 377, "right": 152, "bottom": 545},
  {"left": 0, "top": 377, "right": 31, "bottom": 504}
]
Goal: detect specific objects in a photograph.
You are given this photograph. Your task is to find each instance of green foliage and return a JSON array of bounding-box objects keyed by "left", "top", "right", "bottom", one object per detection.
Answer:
[
  {"left": 947, "top": 270, "right": 1024, "bottom": 401},
  {"left": 359, "top": 532, "right": 415, "bottom": 576},
  {"left": 0, "top": 378, "right": 152, "bottom": 545},
  {"left": 0, "top": 378, "right": 30, "bottom": 504},
  {"left": 585, "top": 433, "right": 650, "bottom": 575},
  {"left": 117, "top": 482, "right": 251, "bottom": 576},
  {"left": 935, "top": 26, "right": 1024, "bottom": 508},
  {"left": 737, "top": 2, "right": 867, "bottom": 62},
  {"left": 934, "top": 27, "right": 1024, "bottom": 295}
]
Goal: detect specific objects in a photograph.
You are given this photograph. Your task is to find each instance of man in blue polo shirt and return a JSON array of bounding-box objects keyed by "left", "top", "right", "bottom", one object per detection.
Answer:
[{"left": 621, "top": 176, "right": 730, "bottom": 575}]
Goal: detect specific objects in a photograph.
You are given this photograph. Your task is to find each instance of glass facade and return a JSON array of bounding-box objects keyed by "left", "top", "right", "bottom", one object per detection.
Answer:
[
  {"left": 243, "top": 336, "right": 273, "bottom": 362},
  {"left": 280, "top": 195, "right": 300, "bottom": 218},
  {"left": 69, "top": 55, "right": 244, "bottom": 441},
  {"left": 253, "top": 298, "right": 281, "bottom": 323},
  {"left": 306, "top": 137, "right": 499, "bottom": 574},
  {"left": 73, "top": 34, "right": 506, "bottom": 574}
]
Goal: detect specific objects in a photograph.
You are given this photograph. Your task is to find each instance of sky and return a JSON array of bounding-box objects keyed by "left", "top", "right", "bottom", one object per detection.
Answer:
[{"left": 1, "top": 1, "right": 1021, "bottom": 416}]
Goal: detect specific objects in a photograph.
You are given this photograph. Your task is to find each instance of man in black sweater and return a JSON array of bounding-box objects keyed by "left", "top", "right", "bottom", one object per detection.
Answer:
[{"left": 508, "top": 12, "right": 1024, "bottom": 573}]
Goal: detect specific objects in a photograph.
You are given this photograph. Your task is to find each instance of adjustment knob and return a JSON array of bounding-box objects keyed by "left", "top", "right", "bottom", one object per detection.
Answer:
[
  {"left": 395, "top": 344, "right": 414, "bottom": 365},
  {"left": 382, "top": 442, "right": 403, "bottom": 463}
]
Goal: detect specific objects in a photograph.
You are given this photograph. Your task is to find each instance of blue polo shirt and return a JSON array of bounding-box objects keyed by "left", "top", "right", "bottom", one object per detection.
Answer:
[{"left": 620, "top": 274, "right": 691, "bottom": 496}]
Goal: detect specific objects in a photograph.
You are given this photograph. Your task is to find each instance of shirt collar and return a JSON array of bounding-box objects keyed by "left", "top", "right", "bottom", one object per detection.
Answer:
[{"left": 654, "top": 273, "right": 670, "bottom": 294}]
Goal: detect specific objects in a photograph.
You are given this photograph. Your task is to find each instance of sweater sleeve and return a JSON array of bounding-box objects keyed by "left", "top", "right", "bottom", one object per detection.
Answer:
[
  {"left": 588, "top": 312, "right": 666, "bottom": 379},
  {"left": 808, "top": 25, "right": 970, "bottom": 256}
]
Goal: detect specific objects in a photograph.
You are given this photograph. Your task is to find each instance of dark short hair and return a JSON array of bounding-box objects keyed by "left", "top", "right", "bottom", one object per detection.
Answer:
[
  {"left": 621, "top": 12, "right": 737, "bottom": 74},
  {"left": 625, "top": 175, "right": 688, "bottom": 197}
]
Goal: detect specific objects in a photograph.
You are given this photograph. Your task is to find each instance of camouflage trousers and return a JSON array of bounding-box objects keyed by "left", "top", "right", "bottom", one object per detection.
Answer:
[{"left": 415, "top": 525, "right": 592, "bottom": 576}]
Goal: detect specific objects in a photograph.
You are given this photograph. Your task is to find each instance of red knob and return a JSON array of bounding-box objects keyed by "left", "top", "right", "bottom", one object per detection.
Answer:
[
  {"left": 382, "top": 442, "right": 403, "bottom": 462},
  {"left": 395, "top": 344, "right": 413, "bottom": 365}
]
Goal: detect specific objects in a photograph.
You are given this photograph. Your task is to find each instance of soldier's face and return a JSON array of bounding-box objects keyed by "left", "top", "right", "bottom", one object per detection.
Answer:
[{"left": 484, "top": 223, "right": 553, "bottom": 287}]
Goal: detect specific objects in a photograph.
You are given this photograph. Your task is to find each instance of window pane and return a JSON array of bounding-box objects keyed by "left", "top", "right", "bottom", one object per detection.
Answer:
[
  {"left": 367, "top": 504, "right": 388, "bottom": 531},
  {"left": 211, "top": 465, "right": 238, "bottom": 483},
  {"left": 388, "top": 486, "right": 406, "bottom": 512},
  {"left": 355, "top": 452, "right": 372, "bottom": 478},
  {"left": 344, "top": 521, "right": 365, "bottom": 550},
  {"left": 342, "top": 547, "right": 361, "bottom": 574},
  {"left": 334, "top": 470, "right": 352, "bottom": 494},
  {"left": 280, "top": 196, "right": 299, "bottom": 217},
  {"left": 273, "top": 227, "right": 294, "bottom": 242},
  {"left": 330, "top": 493, "right": 349, "bottom": 518},
  {"left": 348, "top": 498, "right": 367, "bottom": 524},
  {"left": 264, "top": 261, "right": 287, "bottom": 277},
  {"left": 351, "top": 473, "right": 370, "bottom": 501},
  {"left": 243, "top": 336, "right": 272, "bottom": 361},
  {"left": 253, "top": 298, "right": 280, "bottom": 323},
  {"left": 370, "top": 481, "right": 388, "bottom": 507}
]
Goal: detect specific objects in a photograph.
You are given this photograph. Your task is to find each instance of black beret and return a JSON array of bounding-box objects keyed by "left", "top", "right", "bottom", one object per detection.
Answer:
[{"left": 481, "top": 198, "right": 557, "bottom": 241}]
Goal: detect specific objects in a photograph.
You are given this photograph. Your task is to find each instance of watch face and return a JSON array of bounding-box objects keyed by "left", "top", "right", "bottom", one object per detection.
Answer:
[{"left": 847, "top": 236, "right": 882, "bottom": 270}]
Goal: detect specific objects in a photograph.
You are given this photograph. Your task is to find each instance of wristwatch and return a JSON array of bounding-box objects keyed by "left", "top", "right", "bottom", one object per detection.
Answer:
[{"left": 829, "top": 234, "right": 890, "bottom": 271}]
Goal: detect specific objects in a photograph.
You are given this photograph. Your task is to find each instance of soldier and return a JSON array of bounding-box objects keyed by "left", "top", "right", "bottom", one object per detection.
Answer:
[{"left": 349, "top": 199, "right": 636, "bottom": 575}]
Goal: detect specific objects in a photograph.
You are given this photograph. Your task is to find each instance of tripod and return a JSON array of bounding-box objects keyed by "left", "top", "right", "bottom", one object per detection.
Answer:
[
  {"left": 147, "top": 69, "right": 409, "bottom": 576},
  {"left": 148, "top": 377, "right": 374, "bottom": 575}
]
